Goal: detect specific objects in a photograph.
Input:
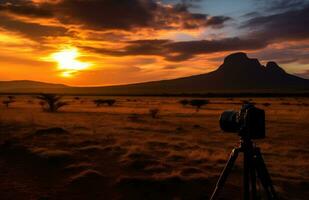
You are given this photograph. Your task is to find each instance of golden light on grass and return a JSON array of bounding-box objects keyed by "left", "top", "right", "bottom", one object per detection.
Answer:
[{"left": 51, "top": 47, "right": 91, "bottom": 77}]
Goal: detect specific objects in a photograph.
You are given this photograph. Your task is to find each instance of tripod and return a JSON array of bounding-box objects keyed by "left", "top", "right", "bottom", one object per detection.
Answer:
[{"left": 210, "top": 138, "right": 277, "bottom": 200}]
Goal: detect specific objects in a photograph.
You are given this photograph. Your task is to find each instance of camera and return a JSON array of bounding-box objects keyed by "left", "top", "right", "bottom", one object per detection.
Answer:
[{"left": 219, "top": 104, "right": 265, "bottom": 139}]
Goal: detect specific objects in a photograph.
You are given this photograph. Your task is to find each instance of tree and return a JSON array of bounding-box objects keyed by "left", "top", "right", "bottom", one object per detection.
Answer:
[
  {"left": 2, "top": 96, "right": 15, "bottom": 108},
  {"left": 190, "top": 99, "right": 209, "bottom": 112},
  {"left": 36, "top": 94, "right": 68, "bottom": 112},
  {"left": 2, "top": 100, "right": 14, "bottom": 108},
  {"left": 179, "top": 99, "right": 189, "bottom": 107},
  {"left": 149, "top": 108, "right": 160, "bottom": 118}
]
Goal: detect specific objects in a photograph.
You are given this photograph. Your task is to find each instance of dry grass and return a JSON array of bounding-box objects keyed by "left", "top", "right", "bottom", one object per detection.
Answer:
[{"left": 0, "top": 96, "right": 308, "bottom": 199}]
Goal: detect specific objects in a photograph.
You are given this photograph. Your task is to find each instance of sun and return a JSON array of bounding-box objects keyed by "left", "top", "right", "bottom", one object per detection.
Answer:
[{"left": 51, "top": 48, "right": 90, "bottom": 77}]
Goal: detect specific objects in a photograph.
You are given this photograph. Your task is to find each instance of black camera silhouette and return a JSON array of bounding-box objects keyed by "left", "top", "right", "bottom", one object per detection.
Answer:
[{"left": 219, "top": 103, "right": 265, "bottom": 139}]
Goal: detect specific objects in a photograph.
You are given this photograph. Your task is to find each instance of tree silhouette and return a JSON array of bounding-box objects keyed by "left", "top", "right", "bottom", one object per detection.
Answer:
[
  {"left": 36, "top": 94, "right": 68, "bottom": 112},
  {"left": 149, "top": 108, "right": 160, "bottom": 118},
  {"left": 190, "top": 99, "right": 209, "bottom": 112},
  {"left": 2, "top": 100, "right": 14, "bottom": 108},
  {"left": 2, "top": 96, "right": 15, "bottom": 108}
]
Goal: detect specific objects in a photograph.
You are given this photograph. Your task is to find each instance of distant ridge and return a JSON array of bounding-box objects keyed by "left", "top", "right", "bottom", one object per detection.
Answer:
[
  {"left": 0, "top": 80, "right": 68, "bottom": 93},
  {"left": 1, "top": 52, "right": 309, "bottom": 95}
]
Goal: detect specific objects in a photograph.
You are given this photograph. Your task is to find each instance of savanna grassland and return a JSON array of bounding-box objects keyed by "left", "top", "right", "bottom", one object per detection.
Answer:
[{"left": 0, "top": 96, "right": 308, "bottom": 200}]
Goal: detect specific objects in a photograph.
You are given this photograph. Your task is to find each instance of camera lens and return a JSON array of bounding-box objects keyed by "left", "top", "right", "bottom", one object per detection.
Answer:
[{"left": 219, "top": 111, "right": 239, "bottom": 133}]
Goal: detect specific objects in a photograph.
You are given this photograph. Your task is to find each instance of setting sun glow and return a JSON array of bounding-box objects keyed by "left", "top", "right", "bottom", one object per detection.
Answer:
[{"left": 51, "top": 48, "right": 90, "bottom": 77}]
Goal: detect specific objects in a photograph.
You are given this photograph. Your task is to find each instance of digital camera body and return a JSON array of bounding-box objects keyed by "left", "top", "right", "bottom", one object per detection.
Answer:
[{"left": 219, "top": 104, "right": 265, "bottom": 139}]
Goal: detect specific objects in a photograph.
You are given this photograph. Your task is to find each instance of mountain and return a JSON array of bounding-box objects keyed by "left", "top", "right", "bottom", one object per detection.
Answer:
[{"left": 1, "top": 52, "right": 309, "bottom": 94}]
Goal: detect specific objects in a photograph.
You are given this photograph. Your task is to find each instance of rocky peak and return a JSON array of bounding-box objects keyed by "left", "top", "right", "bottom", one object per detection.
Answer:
[
  {"left": 266, "top": 61, "right": 286, "bottom": 74},
  {"left": 223, "top": 52, "right": 249, "bottom": 63},
  {"left": 218, "top": 52, "right": 264, "bottom": 74}
]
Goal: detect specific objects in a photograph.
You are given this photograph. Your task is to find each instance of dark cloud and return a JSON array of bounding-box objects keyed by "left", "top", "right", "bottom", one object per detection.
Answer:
[
  {"left": 258, "top": 0, "right": 308, "bottom": 11},
  {"left": 242, "top": 11, "right": 260, "bottom": 18},
  {"left": 82, "top": 37, "right": 268, "bottom": 61},
  {"left": 243, "top": 4, "right": 309, "bottom": 42},
  {"left": 205, "top": 16, "right": 231, "bottom": 28},
  {"left": 0, "top": 14, "right": 68, "bottom": 40},
  {"left": 0, "top": 0, "right": 53, "bottom": 18},
  {"left": 56, "top": 0, "right": 157, "bottom": 30},
  {"left": 164, "top": 37, "right": 268, "bottom": 61},
  {"left": 0, "top": 0, "right": 230, "bottom": 31},
  {"left": 81, "top": 39, "right": 170, "bottom": 57}
]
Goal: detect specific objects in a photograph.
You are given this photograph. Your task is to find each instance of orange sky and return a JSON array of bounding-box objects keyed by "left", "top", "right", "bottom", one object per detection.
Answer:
[{"left": 0, "top": 0, "right": 308, "bottom": 86}]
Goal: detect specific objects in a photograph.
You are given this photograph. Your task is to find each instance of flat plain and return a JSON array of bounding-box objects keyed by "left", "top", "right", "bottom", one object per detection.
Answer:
[{"left": 0, "top": 96, "right": 308, "bottom": 200}]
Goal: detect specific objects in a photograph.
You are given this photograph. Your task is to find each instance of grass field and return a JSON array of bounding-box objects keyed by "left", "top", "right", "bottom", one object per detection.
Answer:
[{"left": 0, "top": 96, "right": 308, "bottom": 200}]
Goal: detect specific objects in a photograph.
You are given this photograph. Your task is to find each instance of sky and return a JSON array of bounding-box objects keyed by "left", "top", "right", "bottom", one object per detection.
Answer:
[{"left": 0, "top": 0, "right": 308, "bottom": 86}]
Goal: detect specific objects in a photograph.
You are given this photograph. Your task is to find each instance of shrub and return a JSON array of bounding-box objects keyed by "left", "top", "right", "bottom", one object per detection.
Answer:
[
  {"left": 262, "top": 103, "right": 271, "bottom": 107},
  {"left": 242, "top": 100, "right": 251, "bottom": 104},
  {"left": 7, "top": 95, "right": 15, "bottom": 101},
  {"left": 179, "top": 99, "right": 189, "bottom": 107},
  {"left": 106, "top": 99, "right": 116, "bottom": 106},
  {"left": 190, "top": 99, "right": 209, "bottom": 112},
  {"left": 149, "top": 108, "right": 160, "bottom": 118},
  {"left": 94, "top": 99, "right": 116, "bottom": 107},
  {"left": 94, "top": 99, "right": 104, "bottom": 107},
  {"left": 36, "top": 94, "right": 68, "bottom": 112}
]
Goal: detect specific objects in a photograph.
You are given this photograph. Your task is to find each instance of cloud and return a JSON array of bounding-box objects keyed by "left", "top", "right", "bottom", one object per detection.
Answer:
[
  {"left": 81, "top": 37, "right": 268, "bottom": 61},
  {"left": 243, "top": 5, "right": 309, "bottom": 42},
  {"left": 257, "top": 0, "right": 308, "bottom": 12},
  {"left": 249, "top": 43, "right": 309, "bottom": 65},
  {"left": 0, "top": 14, "right": 68, "bottom": 40},
  {"left": 0, "top": 0, "right": 231, "bottom": 32},
  {"left": 294, "top": 70, "right": 309, "bottom": 79},
  {"left": 0, "top": 0, "right": 53, "bottom": 18},
  {"left": 205, "top": 16, "right": 231, "bottom": 28}
]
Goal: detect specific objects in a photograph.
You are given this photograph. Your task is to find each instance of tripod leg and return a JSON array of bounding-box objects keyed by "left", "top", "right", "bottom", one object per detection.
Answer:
[
  {"left": 250, "top": 155, "right": 257, "bottom": 200},
  {"left": 210, "top": 148, "right": 240, "bottom": 200},
  {"left": 243, "top": 147, "right": 250, "bottom": 200},
  {"left": 254, "top": 148, "right": 278, "bottom": 200}
]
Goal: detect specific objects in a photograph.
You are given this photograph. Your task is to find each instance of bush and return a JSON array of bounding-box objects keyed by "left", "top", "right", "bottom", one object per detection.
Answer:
[
  {"left": 7, "top": 95, "right": 15, "bottom": 101},
  {"left": 262, "top": 102, "right": 271, "bottom": 107},
  {"left": 149, "top": 108, "right": 160, "bottom": 118},
  {"left": 179, "top": 99, "right": 189, "bottom": 107},
  {"left": 36, "top": 94, "right": 68, "bottom": 112},
  {"left": 189, "top": 99, "right": 209, "bottom": 112},
  {"left": 94, "top": 99, "right": 116, "bottom": 107}
]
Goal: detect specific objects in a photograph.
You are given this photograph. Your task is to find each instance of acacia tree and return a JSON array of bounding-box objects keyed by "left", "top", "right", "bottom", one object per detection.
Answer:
[
  {"left": 2, "top": 100, "right": 14, "bottom": 108},
  {"left": 36, "top": 94, "right": 68, "bottom": 112},
  {"left": 2, "top": 96, "right": 15, "bottom": 108}
]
